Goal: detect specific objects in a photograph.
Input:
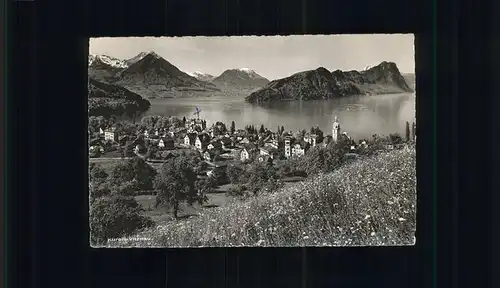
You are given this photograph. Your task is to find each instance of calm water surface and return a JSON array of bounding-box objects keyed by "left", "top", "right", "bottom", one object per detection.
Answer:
[{"left": 143, "top": 93, "right": 416, "bottom": 140}]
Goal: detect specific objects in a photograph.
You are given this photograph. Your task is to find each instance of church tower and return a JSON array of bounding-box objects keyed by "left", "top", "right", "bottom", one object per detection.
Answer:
[{"left": 332, "top": 115, "right": 340, "bottom": 142}]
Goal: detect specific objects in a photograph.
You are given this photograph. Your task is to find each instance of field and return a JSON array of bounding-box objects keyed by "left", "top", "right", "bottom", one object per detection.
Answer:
[
  {"left": 108, "top": 147, "right": 416, "bottom": 247},
  {"left": 135, "top": 192, "right": 233, "bottom": 223}
]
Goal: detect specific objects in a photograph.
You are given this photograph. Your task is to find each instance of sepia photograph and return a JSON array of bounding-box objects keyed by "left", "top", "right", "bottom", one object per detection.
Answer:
[{"left": 88, "top": 34, "right": 417, "bottom": 248}]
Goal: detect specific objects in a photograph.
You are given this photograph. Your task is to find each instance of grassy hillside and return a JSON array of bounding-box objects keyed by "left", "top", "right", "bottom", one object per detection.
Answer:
[{"left": 108, "top": 147, "right": 416, "bottom": 247}]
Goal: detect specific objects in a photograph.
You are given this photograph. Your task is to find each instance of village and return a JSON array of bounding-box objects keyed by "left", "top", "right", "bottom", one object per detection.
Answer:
[
  {"left": 91, "top": 112, "right": 372, "bottom": 170},
  {"left": 89, "top": 109, "right": 417, "bottom": 177}
]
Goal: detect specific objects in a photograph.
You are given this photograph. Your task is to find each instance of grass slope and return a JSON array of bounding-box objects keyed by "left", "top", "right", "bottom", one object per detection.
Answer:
[{"left": 109, "top": 147, "right": 416, "bottom": 247}]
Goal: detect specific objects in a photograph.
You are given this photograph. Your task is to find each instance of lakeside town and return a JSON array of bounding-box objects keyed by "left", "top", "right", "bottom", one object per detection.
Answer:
[{"left": 89, "top": 108, "right": 417, "bottom": 173}]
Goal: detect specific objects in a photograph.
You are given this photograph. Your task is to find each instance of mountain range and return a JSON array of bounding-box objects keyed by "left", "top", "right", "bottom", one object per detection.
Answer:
[
  {"left": 88, "top": 51, "right": 272, "bottom": 99},
  {"left": 88, "top": 51, "right": 220, "bottom": 99},
  {"left": 88, "top": 51, "right": 413, "bottom": 104},
  {"left": 245, "top": 62, "right": 413, "bottom": 103}
]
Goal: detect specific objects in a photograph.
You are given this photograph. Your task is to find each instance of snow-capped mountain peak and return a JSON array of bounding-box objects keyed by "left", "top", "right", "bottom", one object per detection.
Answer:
[
  {"left": 235, "top": 68, "right": 262, "bottom": 79},
  {"left": 89, "top": 54, "right": 128, "bottom": 68},
  {"left": 238, "top": 68, "right": 255, "bottom": 73},
  {"left": 139, "top": 51, "right": 161, "bottom": 59},
  {"left": 125, "top": 51, "right": 161, "bottom": 66},
  {"left": 188, "top": 71, "right": 207, "bottom": 77},
  {"left": 187, "top": 71, "right": 215, "bottom": 82}
]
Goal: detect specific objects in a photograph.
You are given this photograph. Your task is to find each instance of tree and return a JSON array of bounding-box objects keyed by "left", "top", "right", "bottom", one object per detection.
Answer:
[
  {"left": 211, "top": 166, "right": 229, "bottom": 186},
  {"left": 182, "top": 116, "right": 187, "bottom": 124},
  {"left": 89, "top": 182, "right": 112, "bottom": 201},
  {"left": 300, "top": 146, "right": 328, "bottom": 176},
  {"left": 141, "top": 116, "right": 159, "bottom": 131},
  {"left": 314, "top": 126, "right": 324, "bottom": 143},
  {"left": 405, "top": 121, "right": 411, "bottom": 142},
  {"left": 247, "top": 162, "right": 279, "bottom": 195},
  {"left": 389, "top": 133, "right": 403, "bottom": 145},
  {"left": 154, "top": 156, "right": 204, "bottom": 219},
  {"left": 226, "top": 164, "right": 246, "bottom": 184},
  {"left": 89, "top": 195, "right": 155, "bottom": 245},
  {"left": 108, "top": 161, "right": 135, "bottom": 186},
  {"left": 259, "top": 124, "right": 265, "bottom": 134},
  {"left": 154, "top": 116, "right": 170, "bottom": 130},
  {"left": 112, "top": 180, "right": 139, "bottom": 197},
  {"left": 88, "top": 116, "right": 109, "bottom": 134},
  {"left": 130, "top": 157, "right": 157, "bottom": 190},
  {"left": 412, "top": 122, "right": 416, "bottom": 141},
  {"left": 281, "top": 126, "right": 285, "bottom": 135},
  {"left": 231, "top": 121, "right": 236, "bottom": 134},
  {"left": 195, "top": 179, "right": 215, "bottom": 199},
  {"left": 194, "top": 161, "right": 208, "bottom": 175},
  {"left": 115, "top": 122, "right": 138, "bottom": 137},
  {"left": 358, "top": 134, "right": 386, "bottom": 156},
  {"left": 124, "top": 103, "right": 140, "bottom": 124}
]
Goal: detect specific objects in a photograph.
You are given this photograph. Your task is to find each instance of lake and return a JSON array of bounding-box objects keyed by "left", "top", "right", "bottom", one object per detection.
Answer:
[{"left": 143, "top": 93, "right": 416, "bottom": 141}]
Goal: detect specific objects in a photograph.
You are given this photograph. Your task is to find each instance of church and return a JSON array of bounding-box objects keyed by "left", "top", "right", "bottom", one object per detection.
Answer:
[{"left": 332, "top": 115, "right": 341, "bottom": 142}]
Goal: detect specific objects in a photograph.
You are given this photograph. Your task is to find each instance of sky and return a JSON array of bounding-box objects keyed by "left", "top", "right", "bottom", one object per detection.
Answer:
[{"left": 89, "top": 34, "right": 414, "bottom": 80}]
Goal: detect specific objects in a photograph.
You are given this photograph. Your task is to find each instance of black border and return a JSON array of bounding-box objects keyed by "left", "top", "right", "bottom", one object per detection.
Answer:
[{"left": 8, "top": 0, "right": 493, "bottom": 287}]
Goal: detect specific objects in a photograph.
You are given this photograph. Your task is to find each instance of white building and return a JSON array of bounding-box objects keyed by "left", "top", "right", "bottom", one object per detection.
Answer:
[
  {"left": 284, "top": 137, "right": 292, "bottom": 158},
  {"left": 304, "top": 134, "right": 318, "bottom": 147},
  {"left": 184, "top": 133, "right": 197, "bottom": 146},
  {"left": 240, "top": 148, "right": 250, "bottom": 162},
  {"left": 291, "top": 142, "right": 309, "bottom": 158},
  {"left": 104, "top": 128, "right": 118, "bottom": 142}
]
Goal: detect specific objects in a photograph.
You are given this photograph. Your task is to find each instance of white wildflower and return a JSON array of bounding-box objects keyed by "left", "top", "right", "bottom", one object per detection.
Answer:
[
  {"left": 371, "top": 232, "right": 376, "bottom": 236},
  {"left": 398, "top": 217, "right": 406, "bottom": 222}
]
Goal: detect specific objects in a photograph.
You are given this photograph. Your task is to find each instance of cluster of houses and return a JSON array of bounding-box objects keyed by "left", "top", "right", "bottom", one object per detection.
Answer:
[{"left": 91, "top": 115, "right": 364, "bottom": 163}]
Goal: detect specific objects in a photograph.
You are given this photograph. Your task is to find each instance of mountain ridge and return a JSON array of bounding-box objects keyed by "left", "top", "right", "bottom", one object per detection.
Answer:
[
  {"left": 212, "top": 68, "right": 270, "bottom": 91},
  {"left": 245, "top": 62, "right": 413, "bottom": 103},
  {"left": 88, "top": 77, "right": 151, "bottom": 118}
]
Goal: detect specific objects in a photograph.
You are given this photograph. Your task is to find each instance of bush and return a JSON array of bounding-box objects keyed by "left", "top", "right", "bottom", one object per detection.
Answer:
[
  {"left": 89, "top": 195, "right": 155, "bottom": 246},
  {"left": 107, "top": 157, "right": 157, "bottom": 191},
  {"left": 226, "top": 184, "right": 250, "bottom": 198},
  {"left": 226, "top": 163, "right": 248, "bottom": 184},
  {"left": 247, "top": 162, "right": 279, "bottom": 195},
  {"left": 89, "top": 182, "right": 112, "bottom": 200},
  {"left": 211, "top": 167, "right": 229, "bottom": 186},
  {"left": 194, "top": 161, "right": 208, "bottom": 175},
  {"left": 112, "top": 180, "right": 139, "bottom": 197},
  {"left": 275, "top": 158, "right": 307, "bottom": 178}
]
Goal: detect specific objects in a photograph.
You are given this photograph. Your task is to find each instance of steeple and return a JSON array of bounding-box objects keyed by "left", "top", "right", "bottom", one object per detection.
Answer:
[{"left": 332, "top": 115, "right": 340, "bottom": 142}]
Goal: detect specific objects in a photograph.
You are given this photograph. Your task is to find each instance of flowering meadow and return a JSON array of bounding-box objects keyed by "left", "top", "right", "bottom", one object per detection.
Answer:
[{"left": 108, "top": 146, "right": 416, "bottom": 247}]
